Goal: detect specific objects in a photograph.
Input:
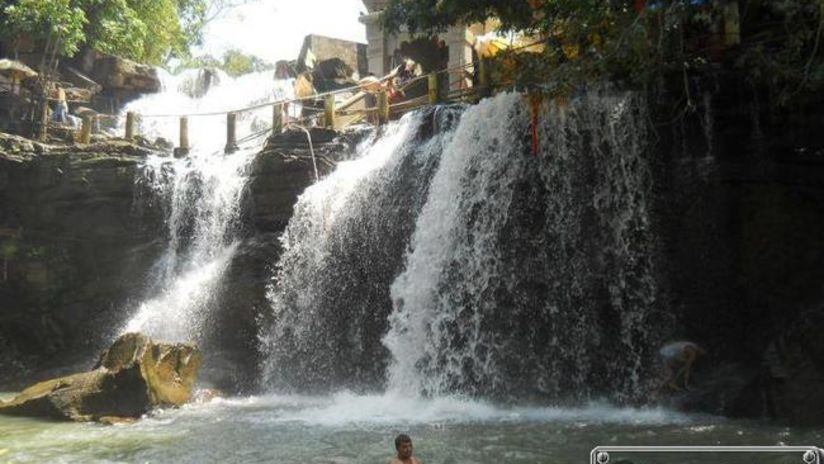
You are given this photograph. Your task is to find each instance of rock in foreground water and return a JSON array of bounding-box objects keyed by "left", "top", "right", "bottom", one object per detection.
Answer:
[{"left": 0, "top": 333, "right": 201, "bottom": 422}]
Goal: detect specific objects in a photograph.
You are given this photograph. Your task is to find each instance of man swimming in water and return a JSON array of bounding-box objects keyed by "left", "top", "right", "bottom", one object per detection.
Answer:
[{"left": 390, "top": 434, "right": 421, "bottom": 464}]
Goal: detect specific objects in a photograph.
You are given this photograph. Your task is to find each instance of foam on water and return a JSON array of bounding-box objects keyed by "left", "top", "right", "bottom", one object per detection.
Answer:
[{"left": 181, "top": 393, "right": 698, "bottom": 427}]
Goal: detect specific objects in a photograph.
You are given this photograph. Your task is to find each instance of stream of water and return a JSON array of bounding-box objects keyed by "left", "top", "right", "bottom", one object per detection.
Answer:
[{"left": 1, "top": 391, "right": 820, "bottom": 464}]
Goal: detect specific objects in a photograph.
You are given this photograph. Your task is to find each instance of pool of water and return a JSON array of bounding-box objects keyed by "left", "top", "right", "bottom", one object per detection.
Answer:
[{"left": 0, "top": 392, "right": 820, "bottom": 464}]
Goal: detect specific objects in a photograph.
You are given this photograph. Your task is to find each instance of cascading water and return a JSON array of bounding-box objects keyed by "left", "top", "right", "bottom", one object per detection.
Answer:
[
  {"left": 120, "top": 70, "right": 290, "bottom": 343},
  {"left": 387, "top": 91, "right": 666, "bottom": 402},
  {"left": 260, "top": 107, "right": 463, "bottom": 392},
  {"left": 263, "top": 91, "right": 667, "bottom": 403}
]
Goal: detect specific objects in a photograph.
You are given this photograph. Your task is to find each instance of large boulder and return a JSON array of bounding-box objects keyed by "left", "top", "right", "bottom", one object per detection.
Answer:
[
  {"left": 92, "top": 56, "right": 160, "bottom": 93},
  {"left": 0, "top": 333, "right": 201, "bottom": 421}
]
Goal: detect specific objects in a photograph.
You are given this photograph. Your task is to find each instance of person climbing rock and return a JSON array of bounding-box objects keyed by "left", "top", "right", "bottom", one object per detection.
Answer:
[
  {"left": 390, "top": 434, "right": 421, "bottom": 464},
  {"left": 658, "top": 341, "right": 706, "bottom": 391}
]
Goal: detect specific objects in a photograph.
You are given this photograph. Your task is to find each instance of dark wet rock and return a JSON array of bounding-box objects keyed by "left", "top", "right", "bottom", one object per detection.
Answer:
[
  {"left": 311, "top": 58, "right": 357, "bottom": 93},
  {"left": 762, "top": 308, "right": 824, "bottom": 425},
  {"left": 249, "top": 126, "right": 371, "bottom": 232},
  {"left": 0, "top": 333, "right": 201, "bottom": 422},
  {"left": 0, "top": 137, "right": 166, "bottom": 388}
]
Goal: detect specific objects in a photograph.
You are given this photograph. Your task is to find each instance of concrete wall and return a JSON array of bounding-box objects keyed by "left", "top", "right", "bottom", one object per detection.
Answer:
[{"left": 297, "top": 35, "right": 368, "bottom": 76}]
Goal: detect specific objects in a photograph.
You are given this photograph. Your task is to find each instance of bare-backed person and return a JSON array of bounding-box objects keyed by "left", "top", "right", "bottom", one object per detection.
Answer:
[{"left": 390, "top": 434, "right": 422, "bottom": 464}]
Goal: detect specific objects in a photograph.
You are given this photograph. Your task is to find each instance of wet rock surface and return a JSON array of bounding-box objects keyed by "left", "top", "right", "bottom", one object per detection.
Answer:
[
  {"left": 0, "top": 135, "right": 167, "bottom": 387},
  {"left": 0, "top": 333, "right": 201, "bottom": 422}
]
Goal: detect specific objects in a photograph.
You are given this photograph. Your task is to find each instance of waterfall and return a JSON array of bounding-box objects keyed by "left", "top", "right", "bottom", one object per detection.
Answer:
[
  {"left": 260, "top": 107, "right": 464, "bottom": 392},
  {"left": 263, "top": 90, "right": 667, "bottom": 402},
  {"left": 120, "top": 70, "right": 289, "bottom": 343},
  {"left": 385, "top": 91, "right": 666, "bottom": 401}
]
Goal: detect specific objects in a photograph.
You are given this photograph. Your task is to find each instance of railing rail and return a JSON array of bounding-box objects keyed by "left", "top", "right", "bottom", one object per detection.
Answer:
[{"left": 120, "top": 57, "right": 495, "bottom": 154}]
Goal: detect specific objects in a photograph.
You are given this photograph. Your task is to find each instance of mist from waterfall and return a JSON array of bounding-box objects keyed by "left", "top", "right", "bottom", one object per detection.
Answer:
[
  {"left": 121, "top": 70, "right": 289, "bottom": 343},
  {"left": 262, "top": 91, "right": 667, "bottom": 402}
]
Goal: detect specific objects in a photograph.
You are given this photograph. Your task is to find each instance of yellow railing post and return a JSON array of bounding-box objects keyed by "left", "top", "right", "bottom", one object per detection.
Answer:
[
  {"left": 225, "top": 112, "right": 238, "bottom": 154},
  {"left": 175, "top": 116, "right": 190, "bottom": 157},
  {"left": 79, "top": 116, "right": 92, "bottom": 144},
  {"left": 324, "top": 94, "right": 336, "bottom": 130},
  {"left": 273, "top": 103, "right": 284, "bottom": 134},
  {"left": 428, "top": 73, "right": 440, "bottom": 105},
  {"left": 125, "top": 111, "right": 136, "bottom": 140},
  {"left": 377, "top": 91, "right": 390, "bottom": 125}
]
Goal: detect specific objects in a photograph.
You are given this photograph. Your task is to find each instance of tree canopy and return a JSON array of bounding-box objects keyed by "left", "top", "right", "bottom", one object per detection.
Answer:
[
  {"left": 177, "top": 48, "right": 274, "bottom": 77},
  {"left": 381, "top": 0, "right": 824, "bottom": 106},
  {"left": 0, "top": 0, "right": 250, "bottom": 64}
]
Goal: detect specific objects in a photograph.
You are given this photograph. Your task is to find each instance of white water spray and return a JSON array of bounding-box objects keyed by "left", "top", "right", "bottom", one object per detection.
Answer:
[
  {"left": 261, "top": 112, "right": 431, "bottom": 389},
  {"left": 384, "top": 93, "right": 528, "bottom": 396},
  {"left": 121, "top": 70, "right": 289, "bottom": 342}
]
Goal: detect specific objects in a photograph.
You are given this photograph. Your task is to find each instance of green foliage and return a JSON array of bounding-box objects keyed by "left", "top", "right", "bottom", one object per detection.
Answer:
[
  {"left": 221, "top": 49, "right": 273, "bottom": 76},
  {"left": 382, "top": 0, "right": 536, "bottom": 33},
  {"left": 176, "top": 48, "right": 274, "bottom": 77},
  {"left": 1, "top": 0, "right": 87, "bottom": 56},
  {"left": 82, "top": 0, "right": 189, "bottom": 64},
  {"left": 0, "top": 0, "right": 228, "bottom": 64},
  {"left": 383, "top": 0, "right": 824, "bottom": 107},
  {"left": 734, "top": 0, "right": 824, "bottom": 105},
  {"left": 1, "top": 239, "right": 17, "bottom": 258}
]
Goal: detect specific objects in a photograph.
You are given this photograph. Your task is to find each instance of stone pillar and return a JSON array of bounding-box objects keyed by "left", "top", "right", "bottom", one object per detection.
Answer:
[
  {"left": 360, "top": 12, "right": 387, "bottom": 76},
  {"left": 446, "top": 26, "right": 475, "bottom": 92}
]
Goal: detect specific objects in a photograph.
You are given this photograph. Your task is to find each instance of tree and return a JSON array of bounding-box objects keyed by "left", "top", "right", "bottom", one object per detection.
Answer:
[
  {"left": 0, "top": 0, "right": 244, "bottom": 65},
  {"left": 381, "top": 0, "right": 824, "bottom": 107},
  {"left": 176, "top": 48, "right": 274, "bottom": 77},
  {"left": 1, "top": 0, "right": 87, "bottom": 57},
  {"left": 221, "top": 49, "right": 274, "bottom": 76},
  {"left": 381, "top": 0, "right": 538, "bottom": 34}
]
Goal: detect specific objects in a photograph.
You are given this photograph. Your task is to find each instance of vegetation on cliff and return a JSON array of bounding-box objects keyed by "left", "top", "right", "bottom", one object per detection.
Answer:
[
  {"left": 382, "top": 0, "right": 824, "bottom": 108},
  {"left": 0, "top": 0, "right": 250, "bottom": 64},
  {"left": 175, "top": 48, "right": 274, "bottom": 77}
]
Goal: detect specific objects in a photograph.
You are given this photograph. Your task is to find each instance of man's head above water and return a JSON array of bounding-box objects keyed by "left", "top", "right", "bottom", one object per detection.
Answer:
[{"left": 395, "top": 434, "right": 413, "bottom": 459}]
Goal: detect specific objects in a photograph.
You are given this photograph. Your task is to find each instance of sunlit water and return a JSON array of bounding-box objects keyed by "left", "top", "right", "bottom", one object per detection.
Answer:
[
  {"left": 118, "top": 70, "right": 291, "bottom": 343},
  {"left": 5, "top": 69, "right": 815, "bottom": 463},
  {"left": 0, "top": 393, "right": 819, "bottom": 464}
]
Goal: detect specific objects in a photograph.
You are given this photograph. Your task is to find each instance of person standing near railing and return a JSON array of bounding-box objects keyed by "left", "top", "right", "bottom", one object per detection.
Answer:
[{"left": 52, "top": 84, "right": 68, "bottom": 125}]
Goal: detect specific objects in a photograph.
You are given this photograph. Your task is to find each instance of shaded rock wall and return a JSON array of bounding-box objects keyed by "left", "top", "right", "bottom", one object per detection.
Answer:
[
  {"left": 0, "top": 129, "right": 362, "bottom": 392},
  {"left": 0, "top": 137, "right": 165, "bottom": 386},
  {"left": 654, "top": 71, "right": 824, "bottom": 423}
]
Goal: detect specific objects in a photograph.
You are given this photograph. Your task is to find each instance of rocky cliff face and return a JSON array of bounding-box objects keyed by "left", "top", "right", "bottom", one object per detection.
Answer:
[
  {"left": 0, "top": 135, "right": 165, "bottom": 385},
  {"left": 652, "top": 74, "right": 824, "bottom": 424},
  {"left": 0, "top": 129, "right": 364, "bottom": 393}
]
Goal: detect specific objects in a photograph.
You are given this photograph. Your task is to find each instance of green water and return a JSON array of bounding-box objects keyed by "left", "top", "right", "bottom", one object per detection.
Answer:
[{"left": 0, "top": 393, "right": 820, "bottom": 464}]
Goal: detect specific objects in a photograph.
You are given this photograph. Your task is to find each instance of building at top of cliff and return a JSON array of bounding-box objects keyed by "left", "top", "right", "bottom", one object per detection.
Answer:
[
  {"left": 359, "top": 0, "right": 497, "bottom": 91},
  {"left": 297, "top": 34, "right": 368, "bottom": 77}
]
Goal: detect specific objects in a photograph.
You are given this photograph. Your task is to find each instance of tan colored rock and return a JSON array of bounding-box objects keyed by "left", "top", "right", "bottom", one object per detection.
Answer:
[
  {"left": 93, "top": 56, "right": 160, "bottom": 93},
  {"left": 0, "top": 333, "right": 201, "bottom": 422}
]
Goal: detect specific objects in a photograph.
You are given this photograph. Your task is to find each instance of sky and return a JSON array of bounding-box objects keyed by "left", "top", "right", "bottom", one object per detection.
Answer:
[{"left": 195, "top": 0, "right": 368, "bottom": 64}]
